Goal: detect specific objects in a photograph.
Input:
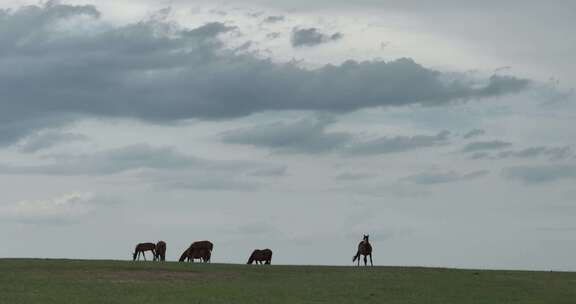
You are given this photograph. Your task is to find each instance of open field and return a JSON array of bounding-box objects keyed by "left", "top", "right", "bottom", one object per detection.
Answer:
[{"left": 0, "top": 259, "right": 575, "bottom": 304}]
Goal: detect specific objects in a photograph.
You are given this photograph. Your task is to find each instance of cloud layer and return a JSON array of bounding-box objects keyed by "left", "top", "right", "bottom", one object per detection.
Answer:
[{"left": 0, "top": 3, "right": 529, "bottom": 145}]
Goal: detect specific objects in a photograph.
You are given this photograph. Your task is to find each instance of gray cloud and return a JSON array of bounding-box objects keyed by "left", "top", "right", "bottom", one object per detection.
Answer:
[
  {"left": 334, "top": 172, "right": 377, "bottom": 181},
  {"left": 462, "top": 140, "right": 512, "bottom": 152},
  {"left": 0, "top": 144, "right": 201, "bottom": 175},
  {"left": 469, "top": 145, "right": 573, "bottom": 161},
  {"left": 345, "top": 130, "right": 450, "bottom": 156},
  {"left": 222, "top": 116, "right": 454, "bottom": 155},
  {"left": 401, "top": 170, "right": 489, "bottom": 185},
  {"left": 247, "top": 166, "right": 287, "bottom": 177},
  {"left": 497, "top": 146, "right": 573, "bottom": 161},
  {"left": 291, "top": 27, "right": 343, "bottom": 47},
  {"left": 16, "top": 130, "right": 87, "bottom": 153},
  {"left": 0, "top": 192, "right": 115, "bottom": 225},
  {"left": 263, "top": 15, "right": 285, "bottom": 23},
  {"left": 0, "top": 3, "right": 529, "bottom": 145},
  {"left": 221, "top": 116, "right": 352, "bottom": 153},
  {"left": 503, "top": 164, "right": 576, "bottom": 184},
  {"left": 462, "top": 129, "right": 485, "bottom": 139}
]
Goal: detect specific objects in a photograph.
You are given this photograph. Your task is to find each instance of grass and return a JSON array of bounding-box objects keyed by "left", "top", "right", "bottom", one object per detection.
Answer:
[{"left": 0, "top": 259, "right": 575, "bottom": 303}]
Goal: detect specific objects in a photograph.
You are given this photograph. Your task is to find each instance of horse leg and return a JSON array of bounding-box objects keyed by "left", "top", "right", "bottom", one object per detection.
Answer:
[
  {"left": 369, "top": 254, "right": 373, "bottom": 266},
  {"left": 363, "top": 254, "right": 367, "bottom": 266}
]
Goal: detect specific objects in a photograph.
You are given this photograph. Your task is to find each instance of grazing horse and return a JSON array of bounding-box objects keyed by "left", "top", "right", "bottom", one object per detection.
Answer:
[
  {"left": 179, "top": 240, "right": 213, "bottom": 263},
  {"left": 154, "top": 241, "right": 166, "bottom": 261},
  {"left": 247, "top": 249, "right": 272, "bottom": 265},
  {"left": 133, "top": 242, "right": 156, "bottom": 261},
  {"left": 352, "top": 234, "right": 373, "bottom": 266}
]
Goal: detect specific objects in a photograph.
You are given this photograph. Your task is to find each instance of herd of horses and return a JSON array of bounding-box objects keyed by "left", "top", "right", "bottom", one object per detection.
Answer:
[{"left": 132, "top": 234, "right": 374, "bottom": 266}]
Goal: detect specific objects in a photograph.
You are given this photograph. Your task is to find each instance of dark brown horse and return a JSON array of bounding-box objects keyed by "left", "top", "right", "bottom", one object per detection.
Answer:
[
  {"left": 352, "top": 234, "right": 373, "bottom": 266},
  {"left": 179, "top": 240, "right": 213, "bottom": 263},
  {"left": 247, "top": 249, "right": 272, "bottom": 265},
  {"left": 133, "top": 242, "right": 156, "bottom": 261},
  {"left": 154, "top": 241, "right": 166, "bottom": 261}
]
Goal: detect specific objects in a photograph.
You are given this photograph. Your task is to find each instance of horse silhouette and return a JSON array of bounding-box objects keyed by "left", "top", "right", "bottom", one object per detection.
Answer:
[
  {"left": 154, "top": 241, "right": 166, "bottom": 261},
  {"left": 179, "top": 240, "right": 213, "bottom": 263},
  {"left": 352, "top": 234, "right": 373, "bottom": 266},
  {"left": 247, "top": 249, "right": 272, "bottom": 265},
  {"left": 133, "top": 242, "right": 156, "bottom": 261}
]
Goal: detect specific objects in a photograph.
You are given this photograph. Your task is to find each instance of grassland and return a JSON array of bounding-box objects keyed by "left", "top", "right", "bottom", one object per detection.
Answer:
[{"left": 0, "top": 259, "right": 574, "bottom": 303}]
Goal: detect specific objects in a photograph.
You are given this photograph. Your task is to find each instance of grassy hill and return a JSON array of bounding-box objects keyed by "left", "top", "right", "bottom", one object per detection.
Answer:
[{"left": 0, "top": 259, "right": 574, "bottom": 303}]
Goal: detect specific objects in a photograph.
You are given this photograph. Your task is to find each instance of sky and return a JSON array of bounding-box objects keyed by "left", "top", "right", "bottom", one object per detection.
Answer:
[{"left": 0, "top": 0, "right": 575, "bottom": 270}]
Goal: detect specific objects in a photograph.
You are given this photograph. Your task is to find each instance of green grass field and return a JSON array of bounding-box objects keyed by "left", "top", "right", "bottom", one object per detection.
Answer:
[{"left": 0, "top": 259, "right": 574, "bottom": 304}]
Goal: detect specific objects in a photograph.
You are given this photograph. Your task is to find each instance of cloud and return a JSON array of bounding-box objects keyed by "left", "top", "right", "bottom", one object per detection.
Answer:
[
  {"left": 247, "top": 166, "right": 287, "bottom": 177},
  {"left": 16, "top": 129, "right": 87, "bottom": 153},
  {"left": 469, "top": 145, "right": 573, "bottom": 161},
  {"left": 0, "top": 3, "right": 530, "bottom": 145},
  {"left": 291, "top": 27, "right": 343, "bottom": 47},
  {"left": 221, "top": 116, "right": 352, "bottom": 153},
  {"left": 0, "top": 143, "right": 276, "bottom": 191},
  {"left": 0, "top": 144, "right": 212, "bottom": 175},
  {"left": 0, "top": 192, "right": 112, "bottom": 224},
  {"left": 222, "top": 115, "right": 453, "bottom": 155},
  {"left": 401, "top": 170, "right": 489, "bottom": 185},
  {"left": 497, "top": 146, "right": 573, "bottom": 161},
  {"left": 334, "top": 172, "right": 377, "bottom": 181},
  {"left": 503, "top": 164, "right": 576, "bottom": 184},
  {"left": 345, "top": 130, "right": 450, "bottom": 156},
  {"left": 462, "top": 129, "right": 485, "bottom": 139},
  {"left": 462, "top": 140, "right": 512, "bottom": 152},
  {"left": 263, "top": 15, "right": 285, "bottom": 23}
]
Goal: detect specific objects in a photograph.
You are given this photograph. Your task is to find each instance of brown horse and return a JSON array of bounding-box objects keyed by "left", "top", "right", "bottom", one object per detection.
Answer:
[
  {"left": 247, "top": 249, "right": 272, "bottom": 265},
  {"left": 154, "top": 241, "right": 166, "bottom": 261},
  {"left": 352, "top": 234, "right": 373, "bottom": 266},
  {"left": 133, "top": 242, "right": 156, "bottom": 261},
  {"left": 179, "top": 240, "right": 213, "bottom": 263}
]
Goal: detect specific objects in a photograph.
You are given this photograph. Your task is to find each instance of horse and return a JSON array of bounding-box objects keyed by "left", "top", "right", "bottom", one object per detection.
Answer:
[
  {"left": 133, "top": 242, "right": 156, "bottom": 261},
  {"left": 247, "top": 249, "right": 272, "bottom": 265},
  {"left": 154, "top": 241, "right": 166, "bottom": 261},
  {"left": 352, "top": 234, "right": 373, "bottom": 266},
  {"left": 179, "top": 240, "right": 213, "bottom": 263}
]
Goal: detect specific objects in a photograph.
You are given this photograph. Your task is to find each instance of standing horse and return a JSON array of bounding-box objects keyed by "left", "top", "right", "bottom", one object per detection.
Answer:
[
  {"left": 352, "top": 234, "right": 373, "bottom": 266},
  {"left": 133, "top": 242, "right": 156, "bottom": 261},
  {"left": 247, "top": 249, "right": 272, "bottom": 265},
  {"left": 154, "top": 241, "right": 166, "bottom": 261}
]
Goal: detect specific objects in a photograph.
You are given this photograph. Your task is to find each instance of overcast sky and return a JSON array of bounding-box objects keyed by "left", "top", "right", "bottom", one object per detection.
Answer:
[{"left": 0, "top": 0, "right": 575, "bottom": 271}]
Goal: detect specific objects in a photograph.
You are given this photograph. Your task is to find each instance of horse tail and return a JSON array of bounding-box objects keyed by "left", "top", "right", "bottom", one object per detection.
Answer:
[{"left": 352, "top": 251, "right": 360, "bottom": 262}]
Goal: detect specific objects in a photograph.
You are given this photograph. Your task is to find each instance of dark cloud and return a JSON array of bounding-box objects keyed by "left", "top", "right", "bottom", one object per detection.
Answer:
[
  {"left": 334, "top": 172, "right": 377, "bottom": 181},
  {"left": 503, "top": 164, "right": 576, "bottom": 184},
  {"left": 497, "top": 146, "right": 573, "bottom": 161},
  {"left": 462, "top": 140, "right": 512, "bottom": 152},
  {"left": 247, "top": 166, "right": 287, "bottom": 177},
  {"left": 222, "top": 116, "right": 454, "bottom": 155},
  {"left": 462, "top": 129, "right": 485, "bottom": 139},
  {"left": 263, "top": 15, "right": 285, "bottom": 23},
  {"left": 221, "top": 116, "right": 352, "bottom": 153},
  {"left": 266, "top": 32, "right": 281, "bottom": 39},
  {"left": 16, "top": 130, "right": 87, "bottom": 153},
  {"left": 345, "top": 130, "right": 450, "bottom": 156},
  {"left": 0, "top": 192, "right": 116, "bottom": 225},
  {"left": 0, "top": 144, "right": 202, "bottom": 175},
  {"left": 401, "top": 170, "right": 489, "bottom": 185},
  {"left": 0, "top": 3, "right": 530, "bottom": 145},
  {"left": 291, "top": 27, "right": 343, "bottom": 47}
]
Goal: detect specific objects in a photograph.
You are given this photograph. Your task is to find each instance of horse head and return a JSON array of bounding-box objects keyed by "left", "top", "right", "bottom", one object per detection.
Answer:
[{"left": 132, "top": 252, "right": 137, "bottom": 261}]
